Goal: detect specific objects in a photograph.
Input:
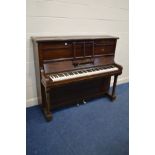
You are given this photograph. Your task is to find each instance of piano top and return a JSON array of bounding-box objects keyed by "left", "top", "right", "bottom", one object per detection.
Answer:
[{"left": 32, "top": 35, "right": 119, "bottom": 42}]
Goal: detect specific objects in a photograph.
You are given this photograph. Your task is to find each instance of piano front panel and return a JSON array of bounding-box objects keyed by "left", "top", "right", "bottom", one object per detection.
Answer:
[
  {"left": 39, "top": 41, "right": 73, "bottom": 60},
  {"left": 39, "top": 41, "right": 73, "bottom": 49},
  {"left": 73, "top": 43, "right": 83, "bottom": 57},
  {"left": 41, "top": 48, "right": 73, "bottom": 60},
  {"left": 94, "top": 39, "right": 116, "bottom": 55},
  {"left": 38, "top": 39, "right": 117, "bottom": 64},
  {"left": 73, "top": 40, "right": 94, "bottom": 57},
  {"left": 50, "top": 77, "right": 111, "bottom": 109},
  {"left": 94, "top": 44, "right": 116, "bottom": 55}
]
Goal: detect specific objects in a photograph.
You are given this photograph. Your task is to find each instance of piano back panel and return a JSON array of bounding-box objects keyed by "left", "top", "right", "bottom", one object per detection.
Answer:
[
  {"left": 50, "top": 77, "right": 111, "bottom": 109},
  {"left": 38, "top": 38, "right": 117, "bottom": 69}
]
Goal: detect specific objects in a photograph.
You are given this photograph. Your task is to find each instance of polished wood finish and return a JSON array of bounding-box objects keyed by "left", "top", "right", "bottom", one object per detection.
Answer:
[{"left": 32, "top": 35, "right": 123, "bottom": 121}]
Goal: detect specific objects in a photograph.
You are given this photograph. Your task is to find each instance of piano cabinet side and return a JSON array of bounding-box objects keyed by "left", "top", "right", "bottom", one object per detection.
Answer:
[
  {"left": 32, "top": 41, "right": 41, "bottom": 104},
  {"left": 32, "top": 40, "right": 53, "bottom": 121},
  {"left": 32, "top": 41, "right": 46, "bottom": 106}
]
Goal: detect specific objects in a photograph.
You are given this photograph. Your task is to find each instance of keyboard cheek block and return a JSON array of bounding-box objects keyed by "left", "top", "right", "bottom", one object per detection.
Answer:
[{"left": 32, "top": 36, "right": 123, "bottom": 121}]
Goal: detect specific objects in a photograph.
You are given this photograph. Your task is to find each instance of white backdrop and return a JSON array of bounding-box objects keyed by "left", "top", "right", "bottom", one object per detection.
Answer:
[{"left": 26, "top": 0, "right": 129, "bottom": 107}]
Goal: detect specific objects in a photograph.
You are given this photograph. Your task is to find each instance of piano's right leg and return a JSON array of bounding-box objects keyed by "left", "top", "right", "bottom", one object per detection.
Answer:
[
  {"left": 43, "top": 88, "right": 53, "bottom": 121},
  {"left": 105, "top": 75, "right": 118, "bottom": 101}
]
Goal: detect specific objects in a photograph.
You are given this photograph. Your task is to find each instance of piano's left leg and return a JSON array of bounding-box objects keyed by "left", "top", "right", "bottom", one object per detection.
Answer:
[
  {"left": 43, "top": 88, "right": 53, "bottom": 121},
  {"left": 106, "top": 75, "right": 118, "bottom": 101}
]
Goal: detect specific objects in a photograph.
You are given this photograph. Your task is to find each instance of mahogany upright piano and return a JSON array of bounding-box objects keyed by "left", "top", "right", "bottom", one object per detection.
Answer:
[{"left": 32, "top": 35, "right": 123, "bottom": 121}]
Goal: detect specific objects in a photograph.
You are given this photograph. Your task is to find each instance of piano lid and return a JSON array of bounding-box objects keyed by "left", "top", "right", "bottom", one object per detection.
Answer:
[{"left": 32, "top": 35, "right": 119, "bottom": 42}]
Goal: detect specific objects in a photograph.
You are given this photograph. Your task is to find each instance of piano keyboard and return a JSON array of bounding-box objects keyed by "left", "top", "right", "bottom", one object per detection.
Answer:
[{"left": 49, "top": 65, "right": 118, "bottom": 82}]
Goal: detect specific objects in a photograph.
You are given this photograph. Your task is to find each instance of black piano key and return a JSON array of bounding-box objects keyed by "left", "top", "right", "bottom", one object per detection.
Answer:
[
  {"left": 102, "top": 66, "right": 108, "bottom": 69},
  {"left": 78, "top": 71, "right": 83, "bottom": 74},
  {"left": 50, "top": 75, "right": 55, "bottom": 79},
  {"left": 98, "top": 67, "right": 102, "bottom": 70},
  {"left": 95, "top": 68, "right": 100, "bottom": 71},
  {"left": 101, "top": 67, "right": 106, "bottom": 69},
  {"left": 58, "top": 74, "right": 64, "bottom": 77},
  {"left": 94, "top": 68, "right": 99, "bottom": 71},
  {"left": 58, "top": 74, "right": 63, "bottom": 77},
  {"left": 68, "top": 72, "right": 73, "bottom": 75},
  {"left": 64, "top": 73, "right": 69, "bottom": 76},
  {"left": 107, "top": 66, "right": 111, "bottom": 68},
  {"left": 75, "top": 72, "right": 79, "bottom": 74},
  {"left": 62, "top": 73, "right": 66, "bottom": 76},
  {"left": 53, "top": 75, "right": 57, "bottom": 78}
]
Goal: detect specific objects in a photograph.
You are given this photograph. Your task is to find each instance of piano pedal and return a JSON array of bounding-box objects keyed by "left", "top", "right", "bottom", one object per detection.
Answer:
[
  {"left": 83, "top": 100, "right": 87, "bottom": 104},
  {"left": 76, "top": 103, "right": 80, "bottom": 107}
]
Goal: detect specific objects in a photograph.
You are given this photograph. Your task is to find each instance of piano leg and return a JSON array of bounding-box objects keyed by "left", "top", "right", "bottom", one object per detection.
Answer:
[
  {"left": 43, "top": 89, "right": 53, "bottom": 121},
  {"left": 106, "top": 75, "right": 118, "bottom": 101}
]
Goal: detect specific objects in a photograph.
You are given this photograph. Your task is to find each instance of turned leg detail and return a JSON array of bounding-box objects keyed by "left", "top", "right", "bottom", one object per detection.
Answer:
[
  {"left": 106, "top": 75, "right": 118, "bottom": 101},
  {"left": 43, "top": 89, "right": 53, "bottom": 121}
]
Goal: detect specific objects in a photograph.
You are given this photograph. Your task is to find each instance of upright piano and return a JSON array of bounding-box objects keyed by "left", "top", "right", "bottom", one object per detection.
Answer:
[{"left": 32, "top": 35, "right": 123, "bottom": 121}]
